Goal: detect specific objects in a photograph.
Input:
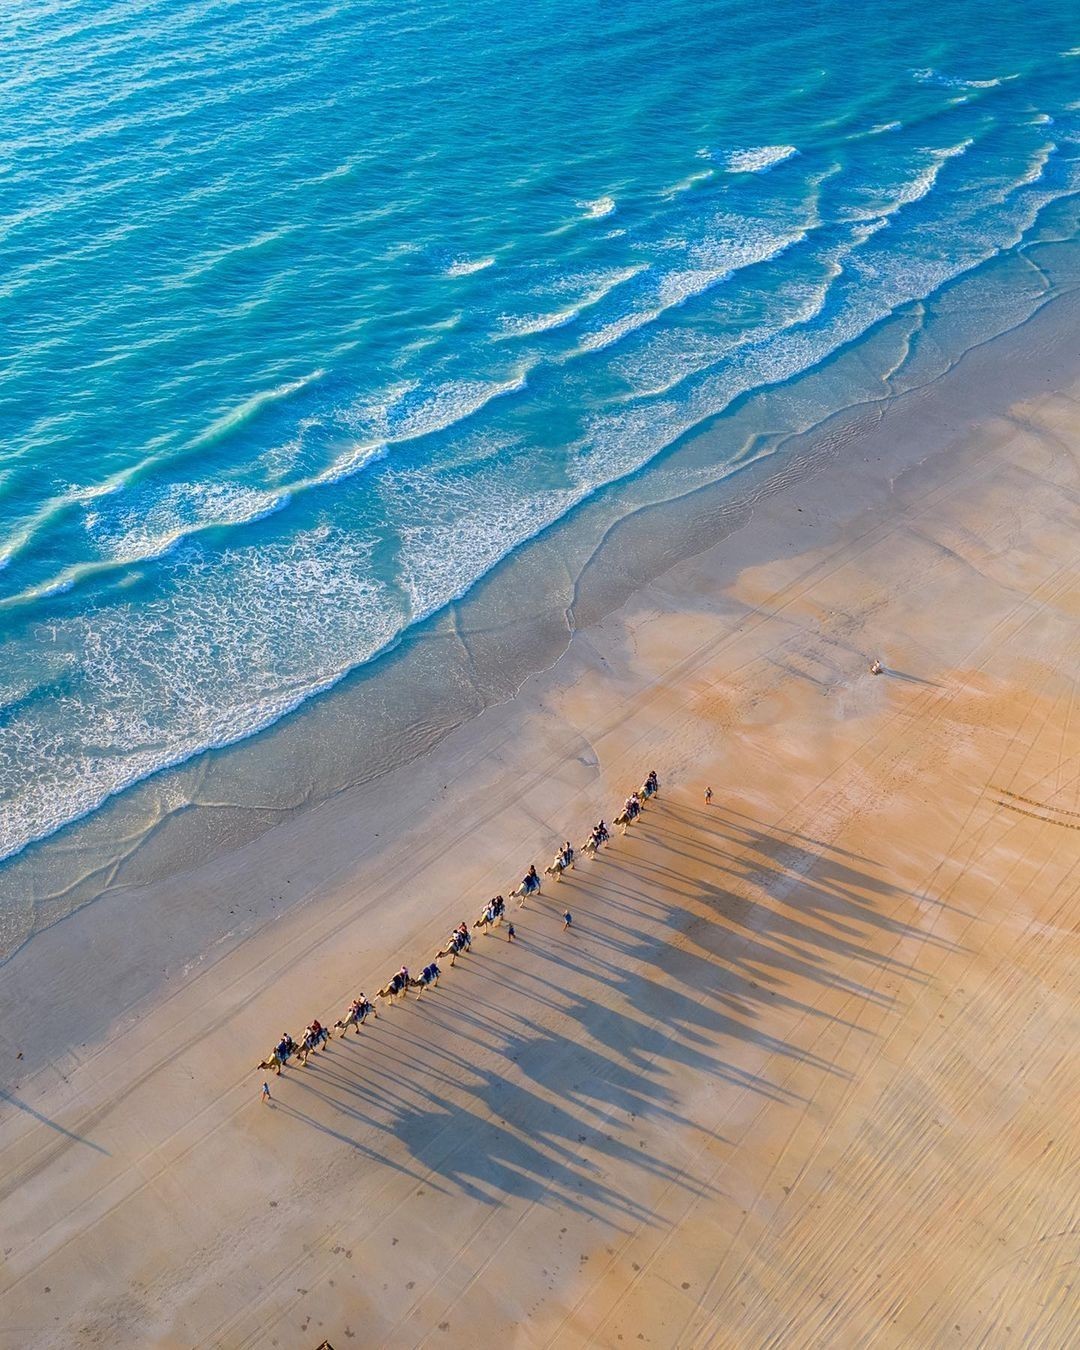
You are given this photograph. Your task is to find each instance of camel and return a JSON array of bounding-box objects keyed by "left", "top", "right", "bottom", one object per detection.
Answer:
[
  {"left": 512, "top": 869, "right": 542, "bottom": 906},
  {"left": 375, "top": 972, "right": 410, "bottom": 1004},
  {"left": 334, "top": 998, "right": 377, "bottom": 1035},
  {"left": 291, "top": 1021, "right": 330, "bottom": 1065},
  {"left": 294, "top": 1037, "right": 313, "bottom": 1066},
  {"left": 545, "top": 854, "right": 570, "bottom": 882},
  {"left": 256, "top": 1051, "right": 285, "bottom": 1076},
  {"left": 475, "top": 896, "right": 506, "bottom": 933},
  {"left": 434, "top": 932, "right": 469, "bottom": 966},
  {"left": 410, "top": 963, "right": 441, "bottom": 998},
  {"left": 582, "top": 821, "right": 609, "bottom": 856}
]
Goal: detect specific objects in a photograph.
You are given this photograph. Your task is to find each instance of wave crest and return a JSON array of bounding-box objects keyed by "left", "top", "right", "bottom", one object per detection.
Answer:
[
  {"left": 446, "top": 256, "right": 495, "bottom": 277},
  {"left": 578, "top": 195, "right": 616, "bottom": 219},
  {"left": 723, "top": 145, "right": 798, "bottom": 173}
]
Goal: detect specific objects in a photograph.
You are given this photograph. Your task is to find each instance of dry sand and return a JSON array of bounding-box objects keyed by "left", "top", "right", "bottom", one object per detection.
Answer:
[{"left": 1, "top": 362, "right": 1079, "bottom": 1347}]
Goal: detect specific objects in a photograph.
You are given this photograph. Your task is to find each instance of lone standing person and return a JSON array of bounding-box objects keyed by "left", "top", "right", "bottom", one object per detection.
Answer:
[
  {"left": 507, "top": 922, "right": 516, "bottom": 943},
  {"left": 261, "top": 1080, "right": 272, "bottom": 1105},
  {"left": 563, "top": 910, "right": 573, "bottom": 931},
  {"left": 705, "top": 786, "right": 713, "bottom": 806}
]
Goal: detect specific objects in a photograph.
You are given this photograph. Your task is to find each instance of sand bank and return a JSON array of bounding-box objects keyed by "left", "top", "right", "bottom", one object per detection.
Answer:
[{"left": 1, "top": 297, "right": 1079, "bottom": 1345}]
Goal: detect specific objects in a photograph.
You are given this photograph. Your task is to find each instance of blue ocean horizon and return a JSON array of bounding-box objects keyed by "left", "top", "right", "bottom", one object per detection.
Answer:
[{"left": 1, "top": 0, "right": 1079, "bottom": 878}]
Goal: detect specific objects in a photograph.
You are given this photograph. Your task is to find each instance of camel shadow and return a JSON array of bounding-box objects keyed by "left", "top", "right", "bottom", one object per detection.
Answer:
[{"left": 279, "top": 795, "right": 955, "bottom": 1230}]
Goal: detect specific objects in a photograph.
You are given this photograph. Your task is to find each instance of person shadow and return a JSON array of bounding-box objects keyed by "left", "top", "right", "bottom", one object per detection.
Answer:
[{"left": 279, "top": 796, "right": 956, "bottom": 1230}]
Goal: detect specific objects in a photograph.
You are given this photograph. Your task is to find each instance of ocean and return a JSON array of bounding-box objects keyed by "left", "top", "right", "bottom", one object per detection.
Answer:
[{"left": 2, "top": 0, "right": 1079, "bottom": 946}]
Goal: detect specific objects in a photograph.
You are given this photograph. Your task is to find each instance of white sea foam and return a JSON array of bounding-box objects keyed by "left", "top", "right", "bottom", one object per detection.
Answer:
[
  {"left": 494, "top": 264, "right": 648, "bottom": 342},
  {"left": 578, "top": 217, "right": 806, "bottom": 354},
  {"left": 579, "top": 139, "right": 1080, "bottom": 505},
  {"left": 987, "top": 142, "right": 1056, "bottom": 201},
  {"left": 298, "top": 442, "right": 389, "bottom": 490},
  {"left": 496, "top": 307, "right": 580, "bottom": 339},
  {"left": 384, "top": 467, "right": 577, "bottom": 620},
  {"left": 88, "top": 481, "right": 288, "bottom": 566},
  {"left": 578, "top": 195, "right": 616, "bottom": 219},
  {"left": 550, "top": 263, "right": 647, "bottom": 301},
  {"left": 608, "top": 328, "right": 735, "bottom": 401},
  {"left": 579, "top": 263, "right": 739, "bottom": 353},
  {"left": 723, "top": 145, "right": 798, "bottom": 173},
  {"left": 936, "top": 138, "right": 975, "bottom": 160},
  {"left": 446, "top": 255, "right": 495, "bottom": 277},
  {"left": 577, "top": 308, "right": 663, "bottom": 354},
  {"left": 0, "top": 528, "right": 406, "bottom": 865},
  {"left": 841, "top": 139, "right": 973, "bottom": 226},
  {"left": 352, "top": 374, "right": 527, "bottom": 445},
  {"left": 607, "top": 224, "right": 868, "bottom": 404},
  {"left": 869, "top": 121, "right": 902, "bottom": 136},
  {"left": 913, "top": 67, "right": 1018, "bottom": 89},
  {"left": 61, "top": 373, "right": 531, "bottom": 584},
  {"left": 0, "top": 475, "right": 295, "bottom": 611}
]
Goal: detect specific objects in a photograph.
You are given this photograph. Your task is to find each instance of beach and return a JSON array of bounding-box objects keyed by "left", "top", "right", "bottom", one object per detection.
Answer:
[
  {"left": 1, "top": 290, "right": 1078, "bottom": 1346},
  {"left": 4, "top": 3, "right": 1080, "bottom": 954}
]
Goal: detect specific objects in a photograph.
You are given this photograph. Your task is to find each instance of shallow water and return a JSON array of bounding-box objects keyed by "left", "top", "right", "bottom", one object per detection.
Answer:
[{"left": 1, "top": 0, "right": 1079, "bottom": 909}]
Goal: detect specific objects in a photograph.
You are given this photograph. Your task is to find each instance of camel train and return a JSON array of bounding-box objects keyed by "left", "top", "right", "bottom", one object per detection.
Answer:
[{"left": 256, "top": 771, "right": 660, "bottom": 1074}]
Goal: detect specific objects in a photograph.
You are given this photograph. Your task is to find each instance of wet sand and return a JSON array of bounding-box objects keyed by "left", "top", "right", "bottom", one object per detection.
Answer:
[{"left": 1, "top": 348, "right": 1079, "bottom": 1345}]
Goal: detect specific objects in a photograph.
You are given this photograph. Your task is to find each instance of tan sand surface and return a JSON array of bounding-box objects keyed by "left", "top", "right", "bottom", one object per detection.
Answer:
[{"left": 1, "top": 375, "right": 1079, "bottom": 1347}]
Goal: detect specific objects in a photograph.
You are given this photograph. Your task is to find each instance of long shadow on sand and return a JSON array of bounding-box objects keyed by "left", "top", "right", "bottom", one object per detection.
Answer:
[
  {"left": 282, "top": 797, "right": 952, "bottom": 1229},
  {"left": 0, "top": 1088, "right": 110, "bottom": 1157}
]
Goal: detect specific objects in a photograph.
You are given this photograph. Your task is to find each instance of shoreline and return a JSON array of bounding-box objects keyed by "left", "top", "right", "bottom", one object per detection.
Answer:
[
  {"left": 3, "top": 235, "right": 1080, "bottom": 962},
  {"left": 0, "top": 261, "right": 1078, "bottom": 1341}
]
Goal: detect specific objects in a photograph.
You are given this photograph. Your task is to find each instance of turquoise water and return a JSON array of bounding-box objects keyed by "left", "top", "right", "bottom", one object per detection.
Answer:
[{"left": 1, "top": 0, "right": 1078, "bottom": 864}]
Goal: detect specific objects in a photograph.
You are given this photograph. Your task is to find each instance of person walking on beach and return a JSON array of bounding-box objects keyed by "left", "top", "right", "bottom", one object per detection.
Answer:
[
  {"left": 704, "top": 786, "right": 713, "bottom": 806},
  {"left": 563, "top": 910, "right": 573, "bottom": 931},
  {"left": 261, "top": 1080, "right": 272, "bottom": 1105},
  {"left": 507, "top": 921, "right": 516, "bottom": 943}
]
